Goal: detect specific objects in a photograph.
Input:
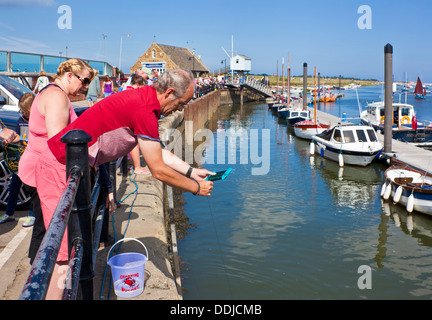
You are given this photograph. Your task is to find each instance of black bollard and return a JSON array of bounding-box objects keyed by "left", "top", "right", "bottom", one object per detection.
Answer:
[
  {"left": 61, "top": 129, "right": 94, "bottom": 300},
  {"left": 384, "top": 44, "right": 393, "bottom": 154},
  {"left": 303, "top": 63, "right": 307, "bottom": 110}
]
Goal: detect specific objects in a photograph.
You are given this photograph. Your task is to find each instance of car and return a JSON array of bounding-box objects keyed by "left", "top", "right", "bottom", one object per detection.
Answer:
[
  {"left": 0, "top": 75, "right": 91, "bottom": 209},
  {"left": 0, "top": 74, "right": 30, "bottom": 128},
  {"left": 0, "top": 75, "right": 33, "bottom": 208}
]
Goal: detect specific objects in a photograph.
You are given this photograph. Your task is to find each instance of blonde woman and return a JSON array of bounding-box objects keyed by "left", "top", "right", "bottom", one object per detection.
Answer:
[{"left": 18, "top": 58, "right": 94, "bottom": 300}]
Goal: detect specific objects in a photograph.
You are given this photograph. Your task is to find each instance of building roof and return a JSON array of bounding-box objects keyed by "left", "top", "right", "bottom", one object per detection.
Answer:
[
  {"left": 156, "top": 43, "right": 209, "bottom": 73},
  {"left": 234, "top": 54, "right": 251, "bottom": 60}
]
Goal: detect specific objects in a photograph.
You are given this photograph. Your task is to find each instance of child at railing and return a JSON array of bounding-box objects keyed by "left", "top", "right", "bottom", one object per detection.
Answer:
[{"left": 0, "top": 92, "right": 35, "bottom": 226}]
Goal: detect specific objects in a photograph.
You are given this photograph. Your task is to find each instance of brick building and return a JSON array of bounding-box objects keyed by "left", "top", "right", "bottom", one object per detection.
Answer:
[{"left": 130, "top": 41, "right": 209, "bottom": 77}]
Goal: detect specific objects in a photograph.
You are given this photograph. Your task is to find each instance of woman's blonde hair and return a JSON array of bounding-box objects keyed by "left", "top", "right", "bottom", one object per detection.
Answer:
[{"left": 56, "top": 58, "right": 95, "bottom": 81}]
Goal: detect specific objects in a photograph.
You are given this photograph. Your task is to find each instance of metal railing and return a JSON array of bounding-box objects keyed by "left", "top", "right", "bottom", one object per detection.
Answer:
[
  {"left": 243, "top": 77, "right": 273, "bottom": 96},
  {"left": 211, "top": 65, "right": 231, "bottom": 75},
  {"left": 19, "top": 129, "right": 123, "bottom": 300},
  {"left": 0, "top": 50, "right": 114, "bottom": 77}
]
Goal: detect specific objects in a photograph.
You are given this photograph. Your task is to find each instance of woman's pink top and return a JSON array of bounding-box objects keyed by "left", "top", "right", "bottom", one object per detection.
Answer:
[{"left": 18, "top": 84, "right": 78, "bottom": 187}]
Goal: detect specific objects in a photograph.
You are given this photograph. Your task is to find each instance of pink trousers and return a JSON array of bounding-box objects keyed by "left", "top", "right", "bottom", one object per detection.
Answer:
[{"left": 35, "top": 150, "right": 69, "bottom": 261}]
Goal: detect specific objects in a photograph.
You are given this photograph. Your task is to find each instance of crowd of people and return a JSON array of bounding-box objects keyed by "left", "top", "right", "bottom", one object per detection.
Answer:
[
  {"left": 194, "top": 76, "right": 220, "bottom": 98},
  {"left": 0, "top": 60, "right": 216, "bottom": 299}
]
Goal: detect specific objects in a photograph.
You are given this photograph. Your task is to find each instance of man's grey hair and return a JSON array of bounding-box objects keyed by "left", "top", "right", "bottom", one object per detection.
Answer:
[{"left": 152, "top": 69, "right": 194, "bottom": 99}]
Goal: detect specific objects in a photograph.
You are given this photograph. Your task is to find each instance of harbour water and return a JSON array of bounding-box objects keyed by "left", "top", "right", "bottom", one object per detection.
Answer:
[{"left": 178, "top": 86, "right": 432, "bottom": 300}]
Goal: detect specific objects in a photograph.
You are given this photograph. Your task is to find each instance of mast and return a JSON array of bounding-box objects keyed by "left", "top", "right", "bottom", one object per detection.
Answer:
[
  {"left": 282, "top": 57, "right": 284, "bottom": 103},
  {"left": 276, "top": 60, "right": 279, "bottom": 95},
  {"left": 314, "top": 66, "right": 317, "bottom": 125},
  {"left": 287, "top": 53, "right": 290, "bottom": 106}
]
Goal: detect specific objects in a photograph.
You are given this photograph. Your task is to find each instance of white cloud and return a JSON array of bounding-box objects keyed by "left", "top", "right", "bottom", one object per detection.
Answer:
[
  {"left": 0, "top": 22, "right": 15, "bottom": 32},
  {"left": 0, "top": 0, "right": 57, "bottom": 6},
  {"left": 0, "top": 35, "right": 50, "bottom": 52}
]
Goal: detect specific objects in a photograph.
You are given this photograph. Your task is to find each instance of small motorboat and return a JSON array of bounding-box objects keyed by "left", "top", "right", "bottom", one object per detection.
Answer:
[
  {"left": 278, "top": 107, "right": 310, "bottom": 125},
  {"left": 381, "top": 165, "right": 432, "bottom": 215},
  {"left": 319, "top": 92, "right": 337, "bottom": 102},
  {"left": 293, "top": 120, "right": 330, "bottom": 140},
  {"left": 310, "top": 124, "right": 383, "bottom": 166},
  {"left": 360, "top": 100, "right": 432, "bottom": 143}
]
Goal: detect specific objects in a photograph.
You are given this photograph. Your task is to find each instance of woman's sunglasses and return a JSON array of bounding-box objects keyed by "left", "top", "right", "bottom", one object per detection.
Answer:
[{"left": 72, "top": 73, "right": 91, "bottom": 86}]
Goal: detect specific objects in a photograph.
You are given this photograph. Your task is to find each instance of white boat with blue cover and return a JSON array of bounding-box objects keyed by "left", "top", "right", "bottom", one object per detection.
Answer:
[{"left": 311, "top": 124, "right": 383, "bottom": 166}]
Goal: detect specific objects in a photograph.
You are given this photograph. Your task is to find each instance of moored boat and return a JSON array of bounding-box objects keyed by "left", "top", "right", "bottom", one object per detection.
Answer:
[
  {"left": 310, "top": 124, "right": 383, "bottom": 166},
  {"left": 270, "top": 103, "right": 285, "bottom": 113},
  {"left": 294, "top": 120, "right": 330, "bottom": 140},
  {"left": 414, "top": 77, "right": 426, "bottom": 99},
  {"left": 382, "top": 165, "right": 432, "bottom": 215},
  {"left": 360, "top": 101, "right": 432, "bottom": 143},
  {"left": 295, "top": 66, "right": 327, "bottom": 139},
  {"left": 319, "top": 92, "right": 337, "bottom": 102},
  {"left": 278, "top": 107, "right": 310, "bottom": 125}
]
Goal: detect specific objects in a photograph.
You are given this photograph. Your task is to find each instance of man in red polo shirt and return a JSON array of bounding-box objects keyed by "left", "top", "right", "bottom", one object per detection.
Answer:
[{"left": 47, "top": 68, "right": 214, "bottom": 197}]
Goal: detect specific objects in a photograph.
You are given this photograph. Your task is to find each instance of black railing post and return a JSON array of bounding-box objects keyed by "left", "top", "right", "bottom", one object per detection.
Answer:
[{"left": 61, "top": 129, "right": 94, "bottom": 300}]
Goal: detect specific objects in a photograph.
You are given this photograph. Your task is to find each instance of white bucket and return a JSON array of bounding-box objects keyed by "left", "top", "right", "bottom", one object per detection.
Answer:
[{"left": 107, "top": 238, "right": 149, "bottom": 298}]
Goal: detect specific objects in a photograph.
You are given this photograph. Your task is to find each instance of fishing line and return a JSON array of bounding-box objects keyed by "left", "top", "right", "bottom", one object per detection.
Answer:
[
  {"left": 206, "top": 196, "right": 234, "bottom": 299},
  {"left": 99, "top": 169, "right": 139, "bottom": 300}
]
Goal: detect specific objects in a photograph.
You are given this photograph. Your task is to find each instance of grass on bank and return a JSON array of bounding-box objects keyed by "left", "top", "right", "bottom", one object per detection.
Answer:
[{"left": 254, "top": 75, "right": 380, "bottom": 87}]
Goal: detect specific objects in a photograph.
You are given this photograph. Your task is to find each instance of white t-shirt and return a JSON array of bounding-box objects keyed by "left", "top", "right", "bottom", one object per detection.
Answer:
[{"left": 35, "top": 76, "right": 49, "bottom": 92}]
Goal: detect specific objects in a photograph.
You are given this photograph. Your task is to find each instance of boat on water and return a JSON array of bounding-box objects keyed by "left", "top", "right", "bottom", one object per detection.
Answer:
[
  {"left": 310, "top": 124, "right": 383, "bottom": 166},
  {"left": 294, "top": 120, "right": 330, "bottom": 140},
  {"left": 278, "top": 107, "right": 310, "bottom": 125},
  {"left": 270, "top": 103, "right": 285, "bottom": 113},
  {"left": 360, "top": 101, "right": 432, "bottom": 143},
  {"left": 319, "top": 92, "right": 337, "bottom": 102},
  {"left": 414, "top": 77, "right": 426, "bottom": 99},
  {"left": 269, "top": 94, "right": 290, "bottom": 113},
  {"left": 381, "top": 165, "right": 432, "bottom": 215},
  {"left": 294, "top": 67, "right": 330, "bottom": 139}
]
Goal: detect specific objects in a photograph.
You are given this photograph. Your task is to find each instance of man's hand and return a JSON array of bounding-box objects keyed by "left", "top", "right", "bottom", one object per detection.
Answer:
[
  {"left": 106, "top": 192, "right": 116, "bottom": 214},
  {"left": 190, "top": 168, "right": 216, "bottom": 181},
  {"left": 196, "top": 180, "right": 214, "bottom": 196}
]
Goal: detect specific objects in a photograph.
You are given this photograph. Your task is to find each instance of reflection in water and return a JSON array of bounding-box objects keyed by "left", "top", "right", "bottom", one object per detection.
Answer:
[
  {"left": 379, "top": 200, "right": 432, "bottom": 297},
  {"left": 179, "top": 94, "right": 432, "bottom": 299}
]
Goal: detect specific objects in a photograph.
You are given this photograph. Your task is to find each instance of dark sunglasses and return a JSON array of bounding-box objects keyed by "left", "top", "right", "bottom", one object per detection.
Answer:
[{"left": 72, "top": 73, "right": 91, "bottom": 86}]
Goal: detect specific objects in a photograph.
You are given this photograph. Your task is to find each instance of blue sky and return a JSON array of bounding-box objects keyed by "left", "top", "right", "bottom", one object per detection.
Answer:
[{"left": 1, "top": 0, "right": 432, "bottom": 82}]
